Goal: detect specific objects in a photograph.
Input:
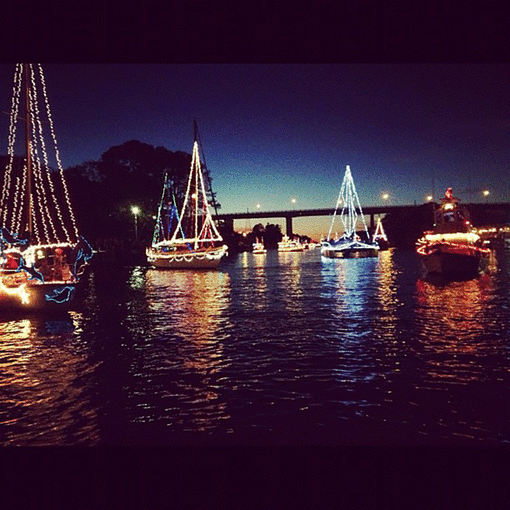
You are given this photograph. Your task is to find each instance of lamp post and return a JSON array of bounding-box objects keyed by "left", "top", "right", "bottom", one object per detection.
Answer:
[
  {"left": 483, "top": 190, "right": 489, "bottom": 203},
  {"left": 131, "top": 206, "right": 140, "bottom": 241},
  {"left": 291, "top": 198, "right": 296, "bottom": 211}
]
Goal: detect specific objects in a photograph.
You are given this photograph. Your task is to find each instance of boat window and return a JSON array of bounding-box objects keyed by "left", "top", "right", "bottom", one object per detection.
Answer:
[{"left": 444, "top": 212, "right": 455, "bottom": 223}]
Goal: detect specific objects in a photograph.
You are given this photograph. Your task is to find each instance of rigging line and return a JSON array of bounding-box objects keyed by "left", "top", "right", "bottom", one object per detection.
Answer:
[
  {"left": 38, "top": 64, "right": 76, "bottom": 242},
  {"left": 29, "top": 78, "right": 55, "bottom": 243},
  {"left": 1, "top": 64, "right": 23, "bottom": 227},
  {"left": 170, "top": 140, "right": 195, "bottom": 243},
  {"left": 152, "top": 172, "right": 168, "bottom": 245}
]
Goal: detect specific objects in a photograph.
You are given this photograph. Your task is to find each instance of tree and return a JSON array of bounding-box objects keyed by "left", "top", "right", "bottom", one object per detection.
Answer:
[{"left": 263, "top": 223, "right": 283, "bottom": 248}]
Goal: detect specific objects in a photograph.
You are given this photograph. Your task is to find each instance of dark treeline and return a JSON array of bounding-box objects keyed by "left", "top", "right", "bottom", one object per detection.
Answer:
[{"left": 64, "top": 140, "right": 199, "bottom": 244}]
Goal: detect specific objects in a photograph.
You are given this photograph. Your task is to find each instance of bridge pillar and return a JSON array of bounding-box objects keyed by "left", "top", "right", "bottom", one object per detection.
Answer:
[
  {"left": 285, "top": 216, "right": 293, "bottom": 237},
  {"left": 370, "top": 214, "right": 375, "bottom": 233}
]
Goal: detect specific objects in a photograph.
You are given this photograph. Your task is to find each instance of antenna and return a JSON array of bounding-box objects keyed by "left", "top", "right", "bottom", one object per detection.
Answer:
[{"left": 194, "top": 119, "right": 219, "bottom": 216}]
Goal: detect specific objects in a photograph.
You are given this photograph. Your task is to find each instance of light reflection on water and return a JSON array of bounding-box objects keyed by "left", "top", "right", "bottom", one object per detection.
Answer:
[
  {"left": 0, "top": 312, "right": 100, "bottom": 445},
  {"left": 1, "top": 247, "right": 510, "bottom": 445}
]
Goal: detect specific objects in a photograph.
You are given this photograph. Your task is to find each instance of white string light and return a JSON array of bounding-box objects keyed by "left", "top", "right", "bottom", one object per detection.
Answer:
[
  {"left": 327, "top": 165, "right": 371, "bottom": 241},
  {"left": 38, "top": 64, "right": 79, "bottom": 241}
]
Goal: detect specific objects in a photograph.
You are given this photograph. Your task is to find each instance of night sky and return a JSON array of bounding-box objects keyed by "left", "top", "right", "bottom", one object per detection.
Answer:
[{"left": 1, "top": 63, "right": 509, "bottom": 238}]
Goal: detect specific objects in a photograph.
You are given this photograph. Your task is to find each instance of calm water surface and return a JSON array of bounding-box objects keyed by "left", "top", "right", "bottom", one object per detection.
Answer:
[{"left": 1, "top": 248, "right": 510, "bottom": 445}]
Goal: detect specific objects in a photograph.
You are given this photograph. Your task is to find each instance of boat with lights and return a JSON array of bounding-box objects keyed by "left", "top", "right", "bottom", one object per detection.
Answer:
[
  {"left": 321, "top": 165, "right": 379, "bottom": 259},
  {"left": 0, "top": 64, "right": 92, "bottom": 311},
  {"left": 252, "top": 239, "right": 266, "bottom": 254},
  {"left": 416, "top": 188, "right": 491, "bottom": 277},
  {"left": 278, "top": 235, "right": 305, "bottom": 252},
  {"left": 146, "top": 123, "right": 227, "bottom": 269},
  {"left": 373, "top": 217, "right": 389, "bottom": 250}
]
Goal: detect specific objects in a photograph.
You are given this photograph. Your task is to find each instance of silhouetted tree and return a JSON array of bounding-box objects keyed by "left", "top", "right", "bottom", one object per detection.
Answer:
[
  {"left": 263, "top": 223, "right": 283, "bottom": 248},
  {"left": 62, "top": 140, "right": 219, "bottom": 246}
]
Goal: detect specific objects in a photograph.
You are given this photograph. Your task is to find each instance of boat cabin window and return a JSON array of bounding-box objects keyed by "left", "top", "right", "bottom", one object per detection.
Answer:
[{"left": 444, "top": 212, "right": 455, "bottom": 223}]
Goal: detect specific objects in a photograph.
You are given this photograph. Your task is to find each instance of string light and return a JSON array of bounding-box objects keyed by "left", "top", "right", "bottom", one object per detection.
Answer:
[
  {"left": 327, "top": 165, "right": 371, "bottom": 241},
  {"left": 45, "top": 286, "right": 75, "bottom": 304},
  {"left": 39, "top": 64, "right": 79, "bottom": 241},
  {"left": 170, "top": 141, "right": 223, "bottom": 248}
]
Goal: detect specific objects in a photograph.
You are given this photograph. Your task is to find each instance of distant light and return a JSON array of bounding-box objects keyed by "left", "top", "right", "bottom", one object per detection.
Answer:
[
  {"left": 382, "top": 193, "right": 389, "bottom": 200},
  {"left": 483, "top": 190, "right": 489, "bottom": 197},
  {"left": 426, "top": 195, "right": 433, "bottom": 202},
  {"left": 256, "top": 204, "right": 260, "bottom": 209},
  {"left": 291, "top": 198, "right": 296, "bottom": 203},
  {"left": 131, "top": 206, "right": 140, "bottom": 215}
]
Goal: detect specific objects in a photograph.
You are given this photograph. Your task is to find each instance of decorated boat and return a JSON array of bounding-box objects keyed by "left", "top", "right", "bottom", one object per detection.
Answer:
[
  {"left": 252, "top": 239, "right": 266, "bottom": 254},
  {"left": 416, "top": 188, "right": 490, "bottom": 277},
  {"left": 321, "top": 165, "right": 379, "bottom": 259},
  {"left": 146, "top": 124, "right": 227, "bottom": 269},
  {"left": 373, "top": 217, "right": 389, "bottom": 250},
  {"left": 0, "top": 64, "right": 92, "bottom": 311},
  {"left": 278, "top": 235, "right": 305, "bottom": 252}
]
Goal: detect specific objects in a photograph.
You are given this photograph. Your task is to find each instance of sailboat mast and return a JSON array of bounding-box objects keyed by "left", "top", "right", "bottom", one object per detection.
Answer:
[
  {"left": 193, "top": 123, "right": 199, "bottom": 250},
  {"left": 24, "top": 64, "right": 33, "bottom": 236}
]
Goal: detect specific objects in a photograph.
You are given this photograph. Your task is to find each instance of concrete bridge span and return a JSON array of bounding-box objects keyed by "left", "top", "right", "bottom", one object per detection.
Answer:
[{"left": 214, "top": 202, "right": 510, "bottom": 237}]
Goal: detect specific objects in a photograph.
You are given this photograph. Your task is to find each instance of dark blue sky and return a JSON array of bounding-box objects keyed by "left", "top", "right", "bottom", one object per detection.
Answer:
[{"left": 1, "top": 64, "right": 509, "bottom": 237}]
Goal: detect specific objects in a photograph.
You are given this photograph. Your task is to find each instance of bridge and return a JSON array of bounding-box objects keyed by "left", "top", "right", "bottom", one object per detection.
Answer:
[{"left": 215, "top": 202, "right": 510, "bottom": 237}]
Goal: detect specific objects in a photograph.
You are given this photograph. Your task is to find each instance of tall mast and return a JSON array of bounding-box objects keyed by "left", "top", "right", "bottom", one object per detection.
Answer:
[
  {"left": 194, "top": 119, "right": 219, "bottom": 216},
  {"left": 24, "top": 64, "right": 33, "bottom": 236},
  {"left": 193, "top": 121, "right": 199, "bottom": 249}
]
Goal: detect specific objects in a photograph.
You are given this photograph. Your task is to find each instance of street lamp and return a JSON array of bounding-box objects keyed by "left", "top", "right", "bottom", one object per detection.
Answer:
[
  {"left": 426, "top": 195, "right": 433, "bottom": 202},
  {"left": 131, "top": 205, "right": 140, "bottom": 241},
  {"left": 483, "top": 190, "right": 489, "bottom": 203},
  {"left": 291, "top": 198, "right": 296, "bottom": 210}
]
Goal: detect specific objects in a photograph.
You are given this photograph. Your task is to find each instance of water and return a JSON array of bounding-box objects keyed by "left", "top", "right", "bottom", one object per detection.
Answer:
[{"left": 1, "top": 247, "right": 510, "bottom": 446}]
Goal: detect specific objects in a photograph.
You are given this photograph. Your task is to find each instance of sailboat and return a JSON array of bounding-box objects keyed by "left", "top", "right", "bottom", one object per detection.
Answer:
[
  {"left": 0, "top": 64, "right": 92, "bottom": 311},
  {"left": 252, "top": 238, "right": 266, "bottom": 254},
  {"left": 416, "top": 187, "right": 491, "bottom": 277},
  {"left": 373, "top": 217, "right": 389, "bottom": 250},
  {"left": 321, "top": 165, "right": 379, "bottom": 258},
  {"left": 146, "top": 124, "right": 228, "bottom": 269}
]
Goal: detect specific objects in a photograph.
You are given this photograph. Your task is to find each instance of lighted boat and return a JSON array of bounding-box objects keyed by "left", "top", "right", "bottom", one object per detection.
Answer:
[
  {"left": 146, "top": 123, "right": 227, "bottom": 269},
  {"left": 321, "top": 165, "right": 379, "bottom": 259},
  {"left": 416, "top": 188, "right": 491, "bottom": 277},
  {"left": 0, "top": 64, "right": 92, "bottom": 311},
  {"left": 373, "top": 217, "right": 389, "bottom": 251},
  {"left": 252, "top": 239, "right": 266, "bottom": 254},
  {"left": 278, "top": 235, "right": 305, "bottom": 252}
]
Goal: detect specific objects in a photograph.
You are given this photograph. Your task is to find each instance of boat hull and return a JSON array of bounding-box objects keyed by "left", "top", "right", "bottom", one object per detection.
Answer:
[
  {"left": 278, "top": 246, "right": 304, "bottom": 252},
  {"left": 321, "top": 247, "right": 379, "bottom": 258},
  {"left": 147, "top": 247, "right": 227, "bottom": 269},
  {"left": 419, "top": 250, "right": 489, "bottom": 277},
  {"left": 0, "top": 279, "right": 77, "bottom": 311}
]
